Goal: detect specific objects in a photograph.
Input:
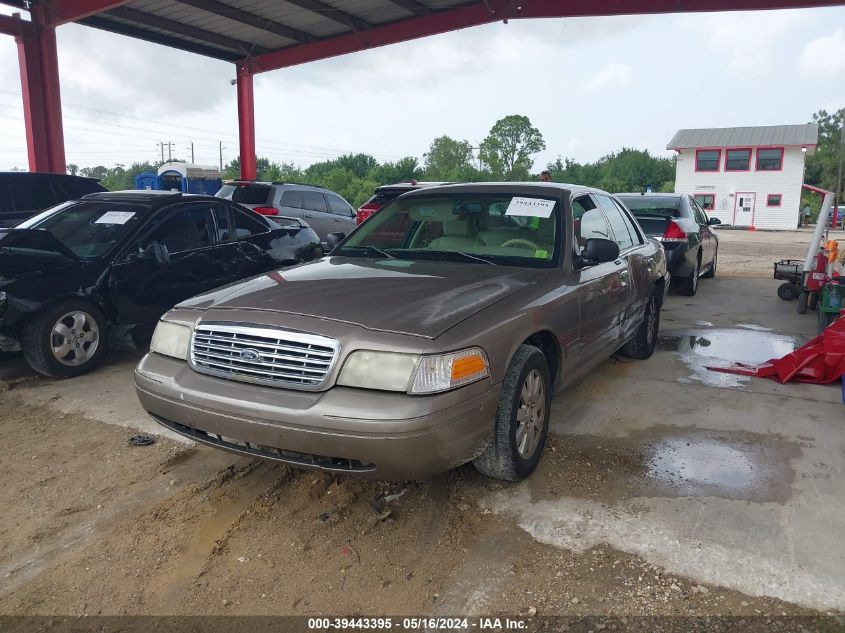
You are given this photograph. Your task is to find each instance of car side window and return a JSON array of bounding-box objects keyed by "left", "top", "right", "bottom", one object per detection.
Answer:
[
  {"left": 573, "top": 195, "right": 611, "bottom": 253},
  {"left": 326, "top": 193, "right": 353, "bottom": 217},
  {"left": 690, "top": 198, "right": 708, "bottom": 224},
  {"left": 612, "top": 198, "right": 644, "bottom": 245},
  {"left": 211, "top": 204, "right": 231, "bottom": 242},
  {"left": 595, "top": 194, "right": 635, "bottom": 251},
  {"left": 139, "top": 205, "right": 215, "bottom": 254},
  {"left": 232, "top": 206, "right": 269, "bottom": 238},
  {"left": 279, "top": 190, "right": 302, "bottom": 208},
  {"left": 302, "top": 191, "right": 328, "bottom": 213}
]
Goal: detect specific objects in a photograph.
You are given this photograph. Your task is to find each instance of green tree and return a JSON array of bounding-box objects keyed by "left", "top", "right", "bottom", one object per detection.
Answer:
[
  {"left": 66, "top": 163, "right": 79, "bottom": 176},
  {"left": 547, "top": 149, "right": 673, "bottom": 193},
  {"left": 804, "top": 108, "right": 844, "bottom": 203},
  {"left": 423, "top": 136, "right": 477, "bottom": 181},
  {"left": 479, "top": 115, "right": 545, "bottom": 180}
]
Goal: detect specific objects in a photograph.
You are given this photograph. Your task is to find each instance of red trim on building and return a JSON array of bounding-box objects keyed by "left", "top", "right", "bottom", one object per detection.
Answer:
[
  {"left": 724, "top": 147, "right": 752, "bottom": 172},
  {"left": 756, "top": 146, "right": 784, "bottom": 172},
  {"left": 733, "top": 192, "right": 757, "bottom": 228},
  {"left": 695, "top": 148, "right": 721, "bottom": 172}
]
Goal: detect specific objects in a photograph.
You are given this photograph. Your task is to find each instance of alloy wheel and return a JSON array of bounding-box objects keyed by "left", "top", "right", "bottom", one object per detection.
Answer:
[
  {"left": 51, "top": 311, "right": 100, "bottom": 366},
  {"left": 515, "top": 369, "right": 546, "bottom": 459}
]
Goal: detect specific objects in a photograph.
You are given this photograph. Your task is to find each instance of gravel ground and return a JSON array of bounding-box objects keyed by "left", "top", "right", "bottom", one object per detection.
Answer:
[{"left": 0, "top": 228, "right": 843, "bottom": 627}]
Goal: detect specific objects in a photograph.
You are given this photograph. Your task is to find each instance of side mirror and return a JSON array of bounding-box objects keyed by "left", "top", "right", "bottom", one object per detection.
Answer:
[
  {"left": 583, "top": 238, "right": 620, "bottom": 264},
  {"left": 142, "top": 241, "right": 171, "bottom": 266},
  {"left": 325, "top": 232, "right": 346, "bottom": 251},
  {"left": 708, "top": 217, "right": 722, "bottom": 226}
]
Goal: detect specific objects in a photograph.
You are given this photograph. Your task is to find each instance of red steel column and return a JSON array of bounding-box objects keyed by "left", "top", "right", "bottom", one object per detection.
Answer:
[
  {"left": 236, "top": 64, "right": 256, "bottom": 180},
  {"left": 15, "top": 10, "right": 65, "bottom": 173}
]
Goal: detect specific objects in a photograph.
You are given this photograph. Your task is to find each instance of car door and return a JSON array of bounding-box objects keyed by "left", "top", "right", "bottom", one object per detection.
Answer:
[
  {"left": 325, "top": 192, "right": 357, "bottom": 235},
  {"left": 300, "top": 190, "right": 333, "bottom": 239},
  {"left": 229, "top": 203, "right": 279, "bottom": 276},
  {"left": 572, "top": 194, "right": 630, "bottom": 360},
  {"left": 109, "top": 202, "right": 243, "bottom": 325},
  {"left": 277, "top": 189, "right": 305, "bottom": 222},
  {"left": 690, "top": 197, "right": 715, "bottom": 266}
]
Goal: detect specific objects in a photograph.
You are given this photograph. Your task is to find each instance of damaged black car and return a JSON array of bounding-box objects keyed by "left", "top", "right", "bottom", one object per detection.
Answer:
[{"left": 0, "top": 191, "right": 322, "bottom": 377}]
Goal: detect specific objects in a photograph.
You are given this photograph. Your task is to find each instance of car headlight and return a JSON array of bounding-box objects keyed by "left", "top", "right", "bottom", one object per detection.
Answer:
[
  {"left": 409, "top": 347, "right": 490, "bottom": 394},
  {"left": 337, "top": 351, "right": 419, "bottom": 391},
  {"left": 149, "top": 321, "right": 192, "bottom": 360}
]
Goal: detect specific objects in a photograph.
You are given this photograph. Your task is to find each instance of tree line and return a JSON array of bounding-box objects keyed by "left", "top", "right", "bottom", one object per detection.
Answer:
[{"left": 66, "top": 109, "right": 843, "bottom": 211}]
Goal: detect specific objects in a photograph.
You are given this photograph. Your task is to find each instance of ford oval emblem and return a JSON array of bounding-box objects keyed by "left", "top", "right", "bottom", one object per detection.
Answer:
[{"left": 240, "top": 348, "right": 261, "bottom": 361}]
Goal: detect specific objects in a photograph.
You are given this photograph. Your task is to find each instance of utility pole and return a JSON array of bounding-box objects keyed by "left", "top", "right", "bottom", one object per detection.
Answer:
[
  {"left": 157, "top": 141, "right": 173, "bottom": 163},
  {"left": 836, "top": 117, "right": 844, "bottom": 212},
  {"left": 219, "top": 141, "right": 224, "bottom": 173},
  {"left": 189, "top": 141, "right": 195, "bottom": 164}
]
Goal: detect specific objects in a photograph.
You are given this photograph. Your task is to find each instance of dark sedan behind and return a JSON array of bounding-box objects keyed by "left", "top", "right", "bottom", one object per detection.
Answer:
[{"left": 617, "top": 193, "right": 720, "bottom": 296}]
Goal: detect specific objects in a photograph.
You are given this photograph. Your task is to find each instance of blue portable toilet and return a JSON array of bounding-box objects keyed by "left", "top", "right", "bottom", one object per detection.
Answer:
[
  {"left": 156, "top": 162, "right": 222, "bottom": 195},
  {"left": 134, "top": 172, "right": 159, "bottom": 190}
]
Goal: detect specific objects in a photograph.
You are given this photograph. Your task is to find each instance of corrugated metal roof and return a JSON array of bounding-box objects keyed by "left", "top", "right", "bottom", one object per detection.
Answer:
[
  {"left": 667, "top": 124, "right": 819, "bottom": 149},
  {"left": 78, "top": 0, "right": 474, "bottom": 62}
]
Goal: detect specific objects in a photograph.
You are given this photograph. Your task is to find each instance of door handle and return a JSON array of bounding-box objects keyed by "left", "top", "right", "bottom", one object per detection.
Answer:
[
  {"left": 333, "top": 217, "right": 341, "bottom": 222},
  {"left": 619, "top": 271, "right": 630, "bottom": 287},
  {"left": 304, "top": 213, "right": 314, "bottom": 218}
]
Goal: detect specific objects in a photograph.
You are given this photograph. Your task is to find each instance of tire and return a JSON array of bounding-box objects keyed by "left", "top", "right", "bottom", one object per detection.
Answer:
[
  {"left": 777, "top": 283, "right": 799, "bottom": 301},
  {"left": 22, "top": 300, "right": 108, "bottom": 378},
  {"left": 818, "top": 309, "right": 834, "bottom": 333},
  {"left": 619, "top": 290, "right": 660, "bottom": 360},
  {"left": 675, "top": 252, "right": 700, "bottom": 297},
  {"left": 473, "top": 345, "right": 551, "bottom": 481},
  {"left": 702, "top": 249, "right": 717, "bottom": 278},
  {"left": 797, "top": 290, "right": 809, "bottom": 314}
]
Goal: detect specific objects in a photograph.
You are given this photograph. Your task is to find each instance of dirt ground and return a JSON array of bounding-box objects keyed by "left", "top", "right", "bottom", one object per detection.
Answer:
[{"left": 1, "top": 229, "right": 844, "bottom": 625}]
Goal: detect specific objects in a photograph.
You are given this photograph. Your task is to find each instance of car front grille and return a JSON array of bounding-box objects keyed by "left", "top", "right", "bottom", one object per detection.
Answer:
[{"left": 190, "top": 322, "right": 339, "bottom": 390}]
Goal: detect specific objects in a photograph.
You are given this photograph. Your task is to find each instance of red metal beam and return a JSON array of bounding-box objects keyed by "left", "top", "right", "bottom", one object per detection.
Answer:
[
  {"left": 236, "top": 68, "right": 256, "bottom": 180},
  {"left": 245, "top": 0, "right": 845, "bottom": 74},
  {"left": 16, "top": 12, "right": 66, "bottom": 173},
  {"left": 40, "top": 0, "right": 135, "bottom": 27},
  {"left": 0, "top": 13, "right": 31, "bottom": 37}
]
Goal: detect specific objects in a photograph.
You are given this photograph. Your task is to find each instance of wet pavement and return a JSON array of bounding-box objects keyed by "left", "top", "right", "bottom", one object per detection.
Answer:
[
  {"left": 657, "top": 328, "right": 800, "bottom": 388},
  {"left": 491, "top": 277, "right": 845, "bottom": 611}
]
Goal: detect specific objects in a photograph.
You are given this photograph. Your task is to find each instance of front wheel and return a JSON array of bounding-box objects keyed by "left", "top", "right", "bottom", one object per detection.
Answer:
[
  {"left": 473, "top": 345, "right": 551, "bottom": 481},
  {"left": 619, "top": 290, "right": 660, "bottom": 359},
  {"left": 797, "top": 290, "right": 809, "bottom": 314},
  {"left": 702, "top": 250, "right": 717, "bottom": 278},
  {"left": 22, "top": 300, "right": 108, "bottom": 378},
  {"left": 777, "top": 283, "right": 799, "bottom": 301}
]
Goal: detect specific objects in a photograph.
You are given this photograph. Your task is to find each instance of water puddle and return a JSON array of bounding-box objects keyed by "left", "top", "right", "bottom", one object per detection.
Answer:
[
  {"left": 531, "top": 426, "right": 800, "bottom": 504},
  {"left": 657, "top": 328, "right": 800, "bottom": 388}
]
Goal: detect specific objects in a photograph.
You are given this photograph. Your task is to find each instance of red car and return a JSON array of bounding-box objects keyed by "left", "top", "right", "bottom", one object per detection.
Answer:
[{"left": 356, "top": 181, "right": 450, "bottom": 224}]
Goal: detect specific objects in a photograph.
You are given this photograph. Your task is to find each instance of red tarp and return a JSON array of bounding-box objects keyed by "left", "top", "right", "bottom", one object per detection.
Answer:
[{"left": 709, "top": 317, "right": 845, "bottom": 384}]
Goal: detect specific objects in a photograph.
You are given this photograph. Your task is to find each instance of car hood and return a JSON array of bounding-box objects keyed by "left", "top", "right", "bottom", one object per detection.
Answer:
[
  {"left": 0, "top": 229, "right": 82, "bottom": 287},
  {"left": 178, "top": 256, "right": 540, "bottom": 339}
]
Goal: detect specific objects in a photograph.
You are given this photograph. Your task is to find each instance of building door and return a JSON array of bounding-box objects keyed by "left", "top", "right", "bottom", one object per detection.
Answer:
[{"left": 733, "top": 192, "right": 756, "bottom": 227}]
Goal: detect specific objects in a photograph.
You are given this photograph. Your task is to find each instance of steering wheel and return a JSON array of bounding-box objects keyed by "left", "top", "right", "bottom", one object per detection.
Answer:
[{"left": 501, "top": 238, "right": 542, "bottom": 250}]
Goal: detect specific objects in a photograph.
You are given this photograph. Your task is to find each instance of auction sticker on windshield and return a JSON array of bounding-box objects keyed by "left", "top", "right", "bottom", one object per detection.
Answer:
[
  {"left": 505, "top": 197, "right": 555, "bottom": 218},
  {"left": 95, "top": 211, "right": 136, "bottom": 225}
]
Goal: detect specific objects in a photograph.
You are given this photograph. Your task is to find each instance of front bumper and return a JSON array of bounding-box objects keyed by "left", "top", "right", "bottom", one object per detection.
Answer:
[{"left": 134, "top": 353, "right": 500, "bottom": 480}]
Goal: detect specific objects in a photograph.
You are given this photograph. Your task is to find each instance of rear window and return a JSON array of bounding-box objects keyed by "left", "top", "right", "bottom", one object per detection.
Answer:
[
  {"left": 226, "top": 184, "right": 272, "bottom": 205},
  {"left": 369, "top": 189, "right": 409, "bottom": 205},
  {"left": 618, "top": 196, "right": 681, "bottom": 218}
]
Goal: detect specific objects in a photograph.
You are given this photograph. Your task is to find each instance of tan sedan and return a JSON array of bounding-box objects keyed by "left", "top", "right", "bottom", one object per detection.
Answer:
[{"left": 135, "top": 183, "right": 668, "bottom": 481}]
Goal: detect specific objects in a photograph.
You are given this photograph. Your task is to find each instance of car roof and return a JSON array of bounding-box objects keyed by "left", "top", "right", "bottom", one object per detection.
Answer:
[
  {"left": 81, "top": 190, "right": 220, "bottom": 205},
  {"left": 0, "top": 171, "right": 101, "bottom": 183},
  {"left": 376, "top": 181, "right": 451, "bottom": 190},
  {"left": 223, "top": 180, "right": 329, "bottom": 191},
  {"left": 403, "top": 181, "right": 616, "bottom": 197},
  {"left": 616, "top": 192, "right": 684, "bottom": 198}
]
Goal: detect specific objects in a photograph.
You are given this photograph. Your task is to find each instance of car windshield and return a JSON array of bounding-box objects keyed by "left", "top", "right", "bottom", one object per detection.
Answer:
[
  {"left": 619, "top": 196, "right": 681, "bottom": 218},
  {"left": 16, "top": 201, "right": 145, "bottom": 260},
  {"left": 338, "top": 193, "right": 560, "bottom": 267}
]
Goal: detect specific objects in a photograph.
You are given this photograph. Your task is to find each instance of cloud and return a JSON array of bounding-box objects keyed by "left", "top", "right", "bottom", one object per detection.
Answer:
[
  {"left": 583, "top": 64, "right": 633, "bottom": 91},
  {"left": 799, "top": 28, "right": 845, "bottom": 78},
  {"left": 684, "top": 9, "right": 811, "bottom": 77}
]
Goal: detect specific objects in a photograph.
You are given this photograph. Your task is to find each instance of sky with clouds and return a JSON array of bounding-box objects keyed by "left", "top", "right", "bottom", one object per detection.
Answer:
[{"left": 0, "top": 5, "right": 843, "bottom": 172}]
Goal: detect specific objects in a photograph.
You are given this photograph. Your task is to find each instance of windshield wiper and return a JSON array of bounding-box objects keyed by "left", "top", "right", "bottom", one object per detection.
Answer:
[
  {"left": 342, "top": 245, "right": 396, "bottom": 259},
  {"left": 448, "top": 251, "right": 497, "bottom": 266}
]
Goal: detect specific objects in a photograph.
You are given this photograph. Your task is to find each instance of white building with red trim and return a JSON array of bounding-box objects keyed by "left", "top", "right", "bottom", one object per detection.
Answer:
[{"left": 668, "top": 124, "right": 819, "bottom": 230}]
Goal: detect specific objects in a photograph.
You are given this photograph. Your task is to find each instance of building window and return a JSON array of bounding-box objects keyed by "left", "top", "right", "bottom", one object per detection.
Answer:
[
  {"left": 767, "top": 194, "right": 782, "bottom": 207},
  {"left": 695, "top": 149, "right": 720, "bottom": 172},
  {"left": 725, "top": 148, "right": 752, "bottom": 171},
  {"left": 756, "top": 148, "right": 784, "bottom": 171},
  {"left": 694, "top": 194, "right": 715, "bottom": 211}
]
